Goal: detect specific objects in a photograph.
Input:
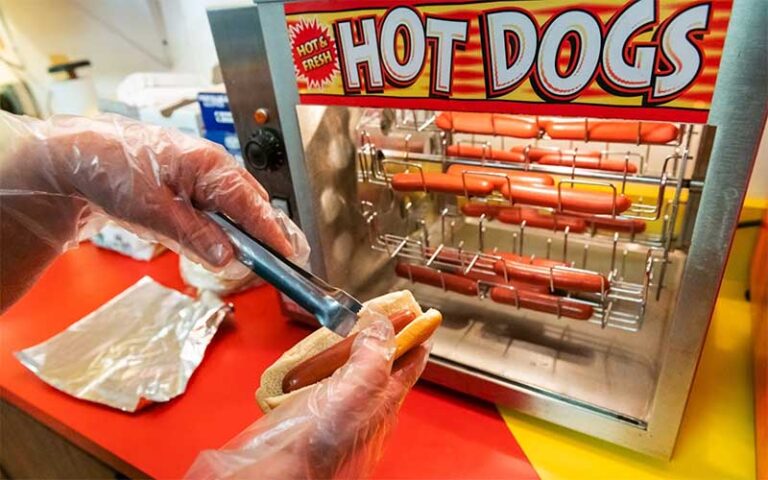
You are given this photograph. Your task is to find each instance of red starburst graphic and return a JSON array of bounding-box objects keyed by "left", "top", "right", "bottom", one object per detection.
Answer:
[{"left": 288, "top": 19, "right": 339, "bottom": 89}]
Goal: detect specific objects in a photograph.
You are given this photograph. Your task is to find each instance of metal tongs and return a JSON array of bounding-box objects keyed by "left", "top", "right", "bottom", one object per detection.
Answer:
[{"left": 207, "top": 212, "right": 362, "bottom": 336}]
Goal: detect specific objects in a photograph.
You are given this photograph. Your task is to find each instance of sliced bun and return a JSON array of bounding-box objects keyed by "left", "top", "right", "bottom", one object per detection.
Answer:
[
  {"left": 394, "top": 308, "right": 442, "bottom": 359},
  {"left": 256, "top": 290, "right": 425, "bottom": 412}
]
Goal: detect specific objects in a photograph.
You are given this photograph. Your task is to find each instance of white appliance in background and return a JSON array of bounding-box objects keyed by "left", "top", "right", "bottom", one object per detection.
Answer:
[
  {"left": 114, "top": 72, "right": 209, "bottom": 136},
  {"left": 47, "top": 60, "right": 99, "bottom": 116}
]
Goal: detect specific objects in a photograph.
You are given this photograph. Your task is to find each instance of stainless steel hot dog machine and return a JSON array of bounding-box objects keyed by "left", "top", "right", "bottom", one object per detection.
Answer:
[{"left": 207, "top": 0, "right": 767, "bottom": 457}]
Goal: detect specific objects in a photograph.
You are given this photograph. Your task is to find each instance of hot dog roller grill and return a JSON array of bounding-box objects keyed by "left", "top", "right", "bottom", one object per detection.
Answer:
[{"left": 208, "top": 0, "right": 767, "bottom": 457}]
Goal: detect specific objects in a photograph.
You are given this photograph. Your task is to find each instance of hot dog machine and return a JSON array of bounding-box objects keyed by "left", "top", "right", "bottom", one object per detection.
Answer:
[{"left": 208, "top": 0, "right": 767, "bottom": 457}]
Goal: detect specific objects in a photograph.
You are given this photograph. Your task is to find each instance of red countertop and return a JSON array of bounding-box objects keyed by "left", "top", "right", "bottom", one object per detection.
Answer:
[{"left": 0, "top": 243, "right": 537, "bottom": 479}]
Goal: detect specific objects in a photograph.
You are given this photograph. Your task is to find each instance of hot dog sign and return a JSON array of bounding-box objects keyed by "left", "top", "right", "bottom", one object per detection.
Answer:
[{"left": 284, "top": 0, "right": 732, "bottom": 123}]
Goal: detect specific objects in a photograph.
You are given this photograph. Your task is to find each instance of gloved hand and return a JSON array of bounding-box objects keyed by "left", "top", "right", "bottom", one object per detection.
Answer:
[
  {"left": 185, "top": 311, "right": 430, "bottom": 480},
  {"left": 0, "top": 112, "right": 309, "bottom": 311}
]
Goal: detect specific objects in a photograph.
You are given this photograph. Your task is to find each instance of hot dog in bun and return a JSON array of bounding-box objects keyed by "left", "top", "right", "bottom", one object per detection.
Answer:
[{"left": 256, "top": 290, "right": 441, "bottom": 412}]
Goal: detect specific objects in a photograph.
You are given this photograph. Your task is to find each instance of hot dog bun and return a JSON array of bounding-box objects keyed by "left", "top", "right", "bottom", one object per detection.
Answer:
[{"left": 256, "top": 290, "right": 439, "bottom": 412}]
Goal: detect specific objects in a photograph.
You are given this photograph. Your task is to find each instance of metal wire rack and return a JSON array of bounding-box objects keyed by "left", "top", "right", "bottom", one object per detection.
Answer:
[{"left": 354, "top": 112, "right": 697, "bottom": 332}]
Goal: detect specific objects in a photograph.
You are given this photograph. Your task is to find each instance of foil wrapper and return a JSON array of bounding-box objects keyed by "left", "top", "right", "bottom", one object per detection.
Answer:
[{"left": 16, "top": 276, "right": 232, "bottom": 412}]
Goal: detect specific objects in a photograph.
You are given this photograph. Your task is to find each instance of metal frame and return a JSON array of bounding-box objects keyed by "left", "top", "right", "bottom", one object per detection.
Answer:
[
  {"left": 645, "top": 0, "right": 768, "bottom": 455},
  {"left": 209, "top": 0, "right": 768, "bottom": 457},
  {"left": 208, "top": 3, "right": 326, "bottom": 276}
]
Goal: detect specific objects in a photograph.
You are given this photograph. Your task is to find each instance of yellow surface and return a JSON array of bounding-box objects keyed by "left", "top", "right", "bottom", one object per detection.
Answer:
[
  {"left": 500, "top": 210, "right": 761, "bottom": 480},
  {"left": 744, "top": 198, "right": 768, "bottom": 210}
]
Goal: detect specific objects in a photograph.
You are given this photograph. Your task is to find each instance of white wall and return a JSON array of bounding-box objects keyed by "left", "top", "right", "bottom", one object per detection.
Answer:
[
  {"left": 160, "top": 0, "right": 245, "bottom": 81},
  {"left": 0, "top": 0, "right": 172, "bottom": 110},
  {"left": 0, "top": 61, "right": 16, "bottom": 84},
  {"left": 0, "top": 0, "right": 246, "bottom": 115}
]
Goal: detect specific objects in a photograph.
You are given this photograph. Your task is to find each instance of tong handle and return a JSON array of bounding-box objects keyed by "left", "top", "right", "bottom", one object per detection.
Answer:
[{"left": 206, "top": 212, "right": 348, "bottom": 329}]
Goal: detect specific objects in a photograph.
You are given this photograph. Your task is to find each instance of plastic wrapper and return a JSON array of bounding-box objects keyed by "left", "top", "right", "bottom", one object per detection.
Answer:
[
  {"left": 180, "top": 255, "right": 262, "bottom": 295},
  {"left": 186, "top": 308, "right": 430, "bottom": 480},
  {"left": 0, "top": 111, "right": 310, "bottom": 312},
  {"left": 15, "top": 276, "right": 232, "bottom": 412}
]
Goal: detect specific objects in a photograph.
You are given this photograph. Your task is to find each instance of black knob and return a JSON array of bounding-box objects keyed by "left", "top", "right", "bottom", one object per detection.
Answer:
[{"left": 244, "top": 128, "right": 285, "bottom": 171}]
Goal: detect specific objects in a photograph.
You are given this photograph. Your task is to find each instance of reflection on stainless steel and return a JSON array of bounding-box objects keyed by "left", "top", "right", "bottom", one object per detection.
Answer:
[
  {"left": 210, "top": 0, "right": 766, "bottom": 457},
  {"left": 16, "top": 277, "right": 232, "bottom": 412}
]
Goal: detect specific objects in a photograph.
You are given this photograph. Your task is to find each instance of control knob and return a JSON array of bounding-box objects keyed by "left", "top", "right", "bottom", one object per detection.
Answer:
[{"left": 244, "top": 128, "right": 285, "bottom": 171}]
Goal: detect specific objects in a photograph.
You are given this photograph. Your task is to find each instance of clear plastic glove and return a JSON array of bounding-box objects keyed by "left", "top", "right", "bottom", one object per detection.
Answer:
[
  {"left": 186, "top": 311, "right": 430, "bottom": 480},
  {"left": 0, "top": 112, "right": 309, "bottom": 311}
]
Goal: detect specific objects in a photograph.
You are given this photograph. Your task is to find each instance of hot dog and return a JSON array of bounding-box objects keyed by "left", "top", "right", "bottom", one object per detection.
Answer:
[
  {"left": 408, "top": 248, "right": 556, "bottom": 293},
  {"left": 459, "top": 259, "right": 555, "bottom": 295},
  {"left": 490, "top": 287, "right": 594, "bottom": 320},
  {"left": 421, "top": 248, "right": 570, "bottom": 290},
  {"left": 460, "top": 202, "right": 588, "bottom": 232},
  {"left": 391, "top": 172, "right": 495, "bottom": 196},
  {"left": 256, "top": 291, "right": 441, "bottom": 411},
  {"left": 397, "top": 259, "right": 550, "bottom": 294},
  {"left": 446, "top": 164, "right": 555, "bottom": 188},
  {"left": 530, "top": 116, "right": 561, "bottom": 130},
  {"left": 500, "top": 183, "right": 633, "bottom": 215},
  {"left": 510, "top": 145, "right": 601, "bottom": 162},
  {"left": 435, "top": 112, "right": 540, "bottom": 138},
  {"left": 463, "top": 202, "right": 645, "bottom": 233},
  {"left": 465, "top": 271, "right": 550, "bottom": 293},
  {"left": 283, "top": 309, "right": 441, "bottom": 394},
  {"left": 281, "top": 309, "right": 417, "bottom": 393},
  {"left": 445, "top": 144, "right": 526, "bottom": 163},
  {"left": 396, "top": 261, "right": 592, "bottom": 319},
  {"left": 564, "top": 212, "right": 648, "bottom": 233},
  {"left": 396, "top": 262, "right": 478, "bottom": 295},
  {"left": 496, "top": 207, "right": 588, "bottom": 233},
  {"left": 423, "top": 245, "right": 567, "bottom": 269},
  {"left": 545, "top": 120, "right": 679, "bottom": 144},
  {"left": 460, "top": 202, "right": 505, "bottom": 218},
  {"left": 494, "top": 251, "right": 568, "bottom": 270},
  {"left": 493, "top": 254, "right": 608, "bottom": 293},
  {"left": 538, "top": 154, "right": 639, "bottom": 173}
]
